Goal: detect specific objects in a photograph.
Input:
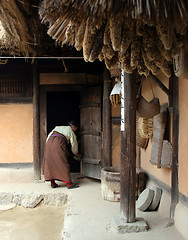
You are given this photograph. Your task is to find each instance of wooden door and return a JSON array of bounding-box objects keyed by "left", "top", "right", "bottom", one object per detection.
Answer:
[{"left": 80, "top": 86, "right": 102, "bottom": 179}]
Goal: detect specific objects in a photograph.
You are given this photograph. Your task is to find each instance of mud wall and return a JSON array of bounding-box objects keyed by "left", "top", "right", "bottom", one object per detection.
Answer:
[
  {"left": 0, "top": 104, "right": 33, "bottom": 163},
  {"left": 140, "top": 73, "right": 171, "bottom": 186},
  {"left": 179, "top": 78, "right": 188, "bottom": 197},
  {"left": 111, "top": 72, "right": 188, "bottom": 199},
  {"left": 111, "top": 105, "right": 121, "bottom": 167}
]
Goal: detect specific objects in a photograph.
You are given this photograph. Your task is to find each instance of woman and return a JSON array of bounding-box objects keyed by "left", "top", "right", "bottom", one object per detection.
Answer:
[{"left": 43, "top": 120, "right": 80, "bottom": 189}]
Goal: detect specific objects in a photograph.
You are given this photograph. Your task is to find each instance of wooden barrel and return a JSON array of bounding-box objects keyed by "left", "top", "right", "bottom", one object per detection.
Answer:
[{"left": 101, "top": 167, "right": 120, "bottom": 202}]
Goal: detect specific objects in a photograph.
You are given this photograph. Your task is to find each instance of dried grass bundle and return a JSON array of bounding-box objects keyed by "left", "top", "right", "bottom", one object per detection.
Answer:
[
  {"left": 0, "top": 0, "right": 34, "bottom": 56},
  {"left": 0, "top": 0, "right": 55, "bottom": 57},
  {"left": 39, "top": 0, "right": 188, "bottom": 77}
]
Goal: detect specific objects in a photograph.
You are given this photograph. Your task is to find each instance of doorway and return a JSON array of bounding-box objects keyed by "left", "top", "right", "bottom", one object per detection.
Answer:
[{"left": 46, "top": 91, "right": 80, "bottom": 173}]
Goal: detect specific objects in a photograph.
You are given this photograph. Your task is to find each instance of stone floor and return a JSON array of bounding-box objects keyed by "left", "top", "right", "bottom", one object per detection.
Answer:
[{"left": 0, "top": 174, "right": 186, "bottom": 240}]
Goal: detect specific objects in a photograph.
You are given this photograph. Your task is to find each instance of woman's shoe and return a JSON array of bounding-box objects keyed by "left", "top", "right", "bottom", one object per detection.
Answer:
[
  {"left": 50, "top": 180, "right": 58, "bottom": 188},
  {"left": 67, "top": 184, "right": 79, "bottom": 189}
]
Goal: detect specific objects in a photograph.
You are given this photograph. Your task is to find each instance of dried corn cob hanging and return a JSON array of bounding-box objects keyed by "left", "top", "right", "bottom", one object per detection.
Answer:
[
  {"left": 119, "top": 47, "right": 135, "bottom": 73},
  {"left": 102, "top": 44, "right": 115, "bottom": 60},
  {"left": 109, "top": 15, "right": 122, "bottom": 51},
  {"left": 156, "top": 23, "right": 172, "bottom": 50},
  {"left": 141, "top": 48, "right": 153, "bottom": 72},
  {"left": 89, "top": 22, "right": 106, "bottom": 62},
  {"left": 136, "top": 19, "right": 143, "bottom": 36},
  {"left": 142, "top": 26, "right": 156, "bottom": 61},
  {"left": 104, "top": 54, "right": 119, "bottom": 70},
  {"left": 137, "top": 56, "right": 150, "bottom": 77},
  {"left": 120, "top": 23, "right": 133, "bottom": 54},
  {"left": 103, "top": 20, "right": 111, "bottom": 46},
  {"left": 130, "top": 35, "right": 142, "bottom": 68},
  {"left": 155, "top": 50, "right": 171, "bottom": 78},
  {"left": 83, "top": 18, "right": 97, "bottom": 62},
  {"left": 150, "top": 61, "right": 159, "bottom": 76},
  {"left": 156, "top": 35, "right": 172, "bottom": 62},
  {"left": 171, "top": 32, "right": 184, "bottom": 57},
  {"left": 98, "top": 51, "right": 104, "bottom": 61},
  {"left": 75, "top": 20, "right": 86, "bottom": 51},
  {"left": 109, "top": 63, "right": 121, "bottom": 78}
]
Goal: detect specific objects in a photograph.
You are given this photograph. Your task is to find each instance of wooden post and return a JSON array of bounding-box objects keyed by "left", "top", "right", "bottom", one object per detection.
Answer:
[
  {"left": 102, "top": 67, "right": 112, "bottom": 167},
  {"left": 169, "top": 69, "right": 179, "bottom": 218},
  {"left": 120, "top": 70, "right": 136, "bottom": 222},
  {"left": 33, "top": 62, "right": 41, "bottom": 180}
]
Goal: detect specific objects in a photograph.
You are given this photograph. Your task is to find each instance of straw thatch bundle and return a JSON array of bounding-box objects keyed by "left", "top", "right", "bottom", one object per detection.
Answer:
[
  {"left": 0, "top": 0, "right": 57, "bottom": 57},
  {"left": 39, "top": 0, "right": 188, "bottom": 77}
]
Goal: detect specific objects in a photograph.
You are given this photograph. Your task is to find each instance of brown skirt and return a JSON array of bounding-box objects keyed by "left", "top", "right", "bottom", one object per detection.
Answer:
[{"left": 43, "top": 131, "right": 71, "bottom": 182}]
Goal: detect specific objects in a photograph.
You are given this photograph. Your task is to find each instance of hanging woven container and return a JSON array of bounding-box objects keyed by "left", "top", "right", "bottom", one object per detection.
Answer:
[
  {"left": 137, "top": 96, "right": 160, "bottom": 119},
  {"left": 138, "top": 117, "right": 153, "bottom": 139},
  {"left": 174, "top": 47, "right": 188, "bottom": 79},
  {"left": 136, "top": 112, "right": 148, "bottom": 149},
  {"left": 110, "top": 81, "right": 121, "bottom": 106}
]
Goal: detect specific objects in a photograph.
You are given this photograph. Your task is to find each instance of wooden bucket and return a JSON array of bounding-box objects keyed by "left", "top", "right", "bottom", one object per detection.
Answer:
[
  {"left": 101, "top": 167, "right": 120, "bottom": 202},
  {"left": 101, "top": 167, "right": 146, "bottom": 201}
]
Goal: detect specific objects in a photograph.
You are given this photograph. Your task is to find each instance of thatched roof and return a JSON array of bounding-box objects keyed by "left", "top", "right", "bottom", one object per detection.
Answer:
[
  {"left": 39, "top": 0, "right": 188, "bottom": 77},
  {"left": 0, "top": 0, "right": 188, "bottom": 78},
  {"left": 0, "top": 0, "right": 80, "bottom": 57}
]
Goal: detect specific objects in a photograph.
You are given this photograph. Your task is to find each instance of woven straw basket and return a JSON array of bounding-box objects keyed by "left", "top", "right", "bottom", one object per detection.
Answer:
[
  {"left": 137, "top": 96, "right": 160, "bottom": 119},
  {"left": 136, "top": 112, "right": 148, "bottom": 149},
  {"left": 138, "top": 117, "right": 153, "bottom": 139}
]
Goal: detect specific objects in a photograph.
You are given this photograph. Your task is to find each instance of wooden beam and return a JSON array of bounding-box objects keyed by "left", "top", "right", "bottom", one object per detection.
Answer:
[
  {"left": 149, "top": 73, "right": 170, "bottom": 96},
  {"left": 40, "top": 73, "right": 99, "bottom": 85},
  {"left": 102, "top": 68, "right": 112, "bottom": 167},
  {"left": 120, "top": 70, "right": 136, "bottom": 223},
  {"left": 169, "top": 69, "right": 179, "bottom": 218},
  {"left": 33, "top": 62, "right": 41, "bottom": 180}
]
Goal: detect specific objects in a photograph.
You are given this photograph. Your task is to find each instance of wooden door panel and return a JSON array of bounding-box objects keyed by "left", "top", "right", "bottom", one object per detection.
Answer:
[
  {"left": 81, "top": 135, "right": 101, "bottom": 159},
  {"left": 80, "top": 86, "right": 102, "bottom": 179}
]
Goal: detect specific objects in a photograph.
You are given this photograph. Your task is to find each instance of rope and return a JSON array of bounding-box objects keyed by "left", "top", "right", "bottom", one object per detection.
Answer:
[
  {"left": 0, "top": 59, "right": 8, "bottom": 64},
  {"left": 62, "top": 59, "right": 68, "bottom": 72}
]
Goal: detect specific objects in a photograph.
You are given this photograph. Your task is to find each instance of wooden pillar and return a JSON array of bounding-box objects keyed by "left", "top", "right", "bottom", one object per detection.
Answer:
[
  {"left": 40, "top": 88, "right": 47, "bottom": 175},
  {"left": 120, "top": 70, "right": 136, "bottom": 222},
  {"left": 102, "top": 67, "right": 112, "bottom": 167},
  {"left": 33, "top": 62, "right": 41, "bottom": 180},
  {"left": 169, "top": 69, "right": 179, "bottom": 218}
]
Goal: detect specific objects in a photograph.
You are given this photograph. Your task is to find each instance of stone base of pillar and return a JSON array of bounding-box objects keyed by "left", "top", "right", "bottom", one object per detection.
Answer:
[{"left": 111, "top": 217, "right": 149, "bottom": 233}]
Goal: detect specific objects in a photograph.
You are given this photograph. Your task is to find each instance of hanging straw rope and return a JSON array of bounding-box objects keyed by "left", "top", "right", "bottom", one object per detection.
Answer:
[{"left": 0, "top": 59, "right": 8, "bottom": 64}]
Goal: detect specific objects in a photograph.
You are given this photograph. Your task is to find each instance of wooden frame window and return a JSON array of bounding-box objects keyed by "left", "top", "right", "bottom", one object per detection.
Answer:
[
  {"left": 0, "top": 73, "right": 32, "bottom": 103},
  {"left": 0, "top": 74, "right": 25, "bottom": 96}
]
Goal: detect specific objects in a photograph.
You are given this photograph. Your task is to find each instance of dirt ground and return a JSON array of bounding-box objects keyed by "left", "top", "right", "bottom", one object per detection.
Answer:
[{"left": 0, "top": 204, "right": 65, "bottom": 240}]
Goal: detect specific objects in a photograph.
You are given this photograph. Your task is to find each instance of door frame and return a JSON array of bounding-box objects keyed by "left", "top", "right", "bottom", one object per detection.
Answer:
[
  {"left": 38, "top": 70, "right": 112, "bottom": 179},
  {"left": 40, "top": 85, "right": 82, "bottom": 175}
]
